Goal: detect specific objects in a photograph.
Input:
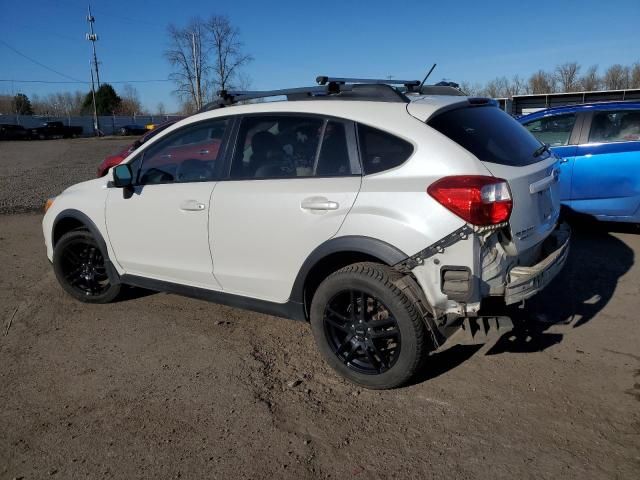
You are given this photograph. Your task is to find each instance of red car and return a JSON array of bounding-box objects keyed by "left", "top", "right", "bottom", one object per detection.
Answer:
[{"left": 97, "top": 120, "right": 180, "bottom": 177}]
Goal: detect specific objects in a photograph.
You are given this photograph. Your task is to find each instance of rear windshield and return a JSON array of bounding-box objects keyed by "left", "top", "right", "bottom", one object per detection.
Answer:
[{"left": 427, "top": 106, "right": 545, "bottom": 166}]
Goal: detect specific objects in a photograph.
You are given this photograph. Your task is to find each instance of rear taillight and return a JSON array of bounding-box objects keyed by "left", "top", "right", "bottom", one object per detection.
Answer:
[{"left": 427, "top": 175, "right": 512, "bottom": 226}]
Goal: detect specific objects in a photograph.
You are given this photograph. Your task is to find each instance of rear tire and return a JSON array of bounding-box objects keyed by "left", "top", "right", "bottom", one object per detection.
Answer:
[
  {"left": 310, "top": 262, "right": 432, "bottom": 389},
  {"left": 53, "top": 230, "right": 120, "bottom": 304}
]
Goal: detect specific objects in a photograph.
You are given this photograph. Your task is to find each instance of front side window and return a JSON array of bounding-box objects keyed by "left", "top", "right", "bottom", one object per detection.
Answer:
[
  {"left": 523, "top": 113, "right": 576, "bottom": 146},
  {"left": 588, "top": 110, "right": 640, "bottom": 143},
  {"left": 230, "top": 115, "right": 353, "bottom": 179},
  {"left": 357, "top": 124, "right": 413, "bottom": 174},
  {"left": 137, "top": 119, "right": 228, "bottom": 185}
]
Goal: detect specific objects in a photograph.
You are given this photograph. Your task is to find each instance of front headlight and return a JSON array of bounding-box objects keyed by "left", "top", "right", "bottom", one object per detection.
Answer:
[{"left": 44, "top": 197, "right": 56, "bottom": 213}]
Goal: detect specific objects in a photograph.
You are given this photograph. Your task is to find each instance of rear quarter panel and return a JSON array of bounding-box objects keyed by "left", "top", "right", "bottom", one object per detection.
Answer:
[{"left": 337, "top": 114, "right": 492, "bottom": 256}]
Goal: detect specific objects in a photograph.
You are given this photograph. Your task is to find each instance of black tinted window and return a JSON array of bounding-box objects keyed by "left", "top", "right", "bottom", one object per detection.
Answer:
[
  {"left": 357, "top": 124, "right": 413, "bottom": 174},
  {"left": 589, "top": 110, "right": 640, "bottom": 143},
  {"left": 316, "top": 121, "right": 351, "bottom": 176},
  {"left": 523, "top": 113, "right": 576, "bottom": 146},
  {"left": 428, "top": 106, "right": 544, "bottom": 166},
  {"left": 138, "top": 119, "right": 228, "bottom": 185}
]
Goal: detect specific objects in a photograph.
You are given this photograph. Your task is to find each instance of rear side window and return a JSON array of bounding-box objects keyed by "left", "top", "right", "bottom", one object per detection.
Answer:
[
  {"left": 428, "top": 106, "right": 544, "bottom": 166},
  {"left": 230, "top": 115, "right": 356, "bottom": 179},
  {"left": 589, "top": 110, "right": 640, "bottom": 143},
  {"left": 357, "top": 124, "right": 413, "bottom": 174},
  {"left": 523, "top": 113, "right": 576, "bottom": 146}
]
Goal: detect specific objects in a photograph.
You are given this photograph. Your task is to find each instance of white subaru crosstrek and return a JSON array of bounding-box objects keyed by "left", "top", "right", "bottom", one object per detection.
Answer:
[{"left": 43, "top": 78, "right": 570, "bottom": 389}]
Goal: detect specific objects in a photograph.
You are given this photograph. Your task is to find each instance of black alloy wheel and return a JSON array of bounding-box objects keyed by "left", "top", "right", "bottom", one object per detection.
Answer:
[
  {"left": 323, "top": 289, "right": 401, "bottom": 375},
  {"left": 53, "top": 230, "right": 121, "bottom": 303},
  {"left": 310, "top": 262, "right": 432, "bottom": 389}
]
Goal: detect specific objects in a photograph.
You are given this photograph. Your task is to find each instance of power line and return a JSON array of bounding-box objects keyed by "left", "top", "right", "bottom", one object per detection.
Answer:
[
  {"left": 61, "top": 0, "right": 165, "bottom": 30},
  {"left": 0, "top": 79, "right": 87, "bottom": 84},
  {"left": 0, "top": 39, "right": 85, "bottom": 83},
  {"left": 0, "top": 79, "right": 171, "bottom": 84}
]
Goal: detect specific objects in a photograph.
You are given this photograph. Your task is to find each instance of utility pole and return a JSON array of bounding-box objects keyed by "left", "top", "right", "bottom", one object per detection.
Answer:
[
  {"left": 86, "top": 4, "right": 100, "bottom": 87},
  {"left": 90, "top": 66, "right": 100, "bottom": 136},
  {"left": 191, "top": 32, "right": 201, "bottom": 111},
  {"left": 86, "top": 4, "right": 101, "bottom": 136}
]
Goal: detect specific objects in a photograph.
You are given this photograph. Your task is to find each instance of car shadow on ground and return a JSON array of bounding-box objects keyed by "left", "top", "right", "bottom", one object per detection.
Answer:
[
  {"left": 487, "top": 217, "right": 635, "bottom": 355},
  {"left": 410, "top": 344, "right": 483, "bottom": 384},
  {"left": 113, "top": 285, "right": 157, "bottom": 302}
]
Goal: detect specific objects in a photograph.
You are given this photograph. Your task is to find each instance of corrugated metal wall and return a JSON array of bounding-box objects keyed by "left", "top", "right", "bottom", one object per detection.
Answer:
[{"left": 508, "top": 89, "right": 640, "bottom": 115}]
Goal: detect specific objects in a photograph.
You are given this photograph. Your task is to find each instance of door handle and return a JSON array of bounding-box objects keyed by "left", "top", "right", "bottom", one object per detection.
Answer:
[
  {"left": 529, "top": 169, "right": 560, "bottom": 194},
  {"left": 198, "top": 149, "right": 210, "bottom": 155},
  {"left": 180, "top": 200, "right": 206, "bottom": 211},
  {"left": 559, "top": 157, "right": 569, "bottom": 163},
  {"left": 301, "top": 197, "right": 339, "bottom": 211}
]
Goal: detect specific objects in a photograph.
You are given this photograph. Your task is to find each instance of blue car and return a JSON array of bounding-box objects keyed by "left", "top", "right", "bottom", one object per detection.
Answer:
[{"left": 519, "top": 101, "right": 640, "bottom": 223}]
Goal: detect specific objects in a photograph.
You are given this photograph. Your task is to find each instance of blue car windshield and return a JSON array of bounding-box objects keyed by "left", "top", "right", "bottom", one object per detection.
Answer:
[{"left": 428, "top": 106, "right": 547, "bottom": 166}]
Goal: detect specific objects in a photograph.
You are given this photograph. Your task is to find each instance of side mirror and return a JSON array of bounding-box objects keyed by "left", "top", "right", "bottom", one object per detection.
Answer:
[{"left": 112, "top": 164, "right": 133, "bottom": 188}]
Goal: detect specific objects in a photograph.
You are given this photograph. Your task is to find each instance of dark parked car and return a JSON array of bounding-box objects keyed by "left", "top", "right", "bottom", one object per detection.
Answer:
[
  {"left": 0, "top": 124, "right": 28, "bottom": 140},
  {"left": 118, "top": 124, "right": 148, "bottom": 136},
  {"left": 30, "top": 121, "right": 83, "bottom": 139}
]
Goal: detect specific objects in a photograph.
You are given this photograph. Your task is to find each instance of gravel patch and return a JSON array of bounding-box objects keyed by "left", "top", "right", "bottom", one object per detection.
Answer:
[{"left": 0, "top": 137, "right": 131, "bottom": 214}]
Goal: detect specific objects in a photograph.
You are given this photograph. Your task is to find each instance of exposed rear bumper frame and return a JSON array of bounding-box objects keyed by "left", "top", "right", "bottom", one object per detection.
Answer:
[{"left": 504, "top": 222, "right": 571, "bottom": 305}]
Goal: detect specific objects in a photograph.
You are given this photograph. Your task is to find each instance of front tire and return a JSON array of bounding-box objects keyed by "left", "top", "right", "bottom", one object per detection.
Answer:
[
  {"left": 310, "top": 262, "right": 432, "bottom": 389},
  {"left": 53, "top": 230, "right": 120, "bottom": 303}
]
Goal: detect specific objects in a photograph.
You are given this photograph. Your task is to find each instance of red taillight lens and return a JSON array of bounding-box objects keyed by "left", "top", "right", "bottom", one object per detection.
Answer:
[{"left": 427, "top": 175, "right": 513, "bottom": 226}]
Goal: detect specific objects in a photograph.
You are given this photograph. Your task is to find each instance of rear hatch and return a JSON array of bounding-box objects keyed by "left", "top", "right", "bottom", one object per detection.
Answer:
[{"left": 416, "top": 101, "right": 561, "bottom": 253}]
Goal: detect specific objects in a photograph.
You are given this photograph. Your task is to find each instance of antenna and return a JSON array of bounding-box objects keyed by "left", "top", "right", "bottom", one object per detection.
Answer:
[
  {"left": 419, "top": 63, "right": 437, "bottom": 91},
  {"left": 86, "top": 4, "right": 101, "bottom": 87}
]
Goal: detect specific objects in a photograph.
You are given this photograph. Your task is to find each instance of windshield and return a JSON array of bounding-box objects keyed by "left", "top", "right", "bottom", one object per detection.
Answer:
[{"left": 428, "top": 106, "right": 547, "bottom": 166}]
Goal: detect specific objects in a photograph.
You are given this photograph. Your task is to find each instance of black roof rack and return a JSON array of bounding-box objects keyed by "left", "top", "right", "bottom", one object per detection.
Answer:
[
  {"left": 316, "top": 76, "right": 420, "bottom": 90},
  {"left": 199, "top": 75, "right": 424, "bottom": 112}
]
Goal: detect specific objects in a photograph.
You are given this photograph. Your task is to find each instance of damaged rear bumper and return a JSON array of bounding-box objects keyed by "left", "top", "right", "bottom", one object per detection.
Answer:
[{"left": 504, "top": 222, "right": 570, "bottom": 305}]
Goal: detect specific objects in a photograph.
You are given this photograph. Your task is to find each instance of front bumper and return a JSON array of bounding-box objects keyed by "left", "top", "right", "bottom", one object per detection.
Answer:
[{"left": 504, "top": 222, "right": 570, "bottom": 305}]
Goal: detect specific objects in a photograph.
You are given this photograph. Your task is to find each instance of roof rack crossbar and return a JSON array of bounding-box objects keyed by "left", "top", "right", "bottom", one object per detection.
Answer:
[
  {"left": 200, "top": 85, "right": 336, "bottom": 112},
  {"left": 316, "top": 76, "right": 420, "bottom": 87},
  {"left": 222, "top": 85, "right": 333, "bottom": 101}
]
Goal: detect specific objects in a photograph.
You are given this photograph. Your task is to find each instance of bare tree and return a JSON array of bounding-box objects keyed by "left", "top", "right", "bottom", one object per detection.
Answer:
[
  {"left": 603, "top": 64, "right": 630, "bottom": 90},
  {"left": 29, "top": 91, "right": 84, "bottom": 116},
  {"left": 0, "top": 94, "right": 13, "bottom": 114},
  {"left": 528, "top": 70, "right": 555, "bottom": 94},
  {"left": 178, "top": 99, "right": 198, "bottom": 115},
  {"left": 156, "top": 102, "right": 166, "bottom": 115},
  {"left": 481, "top": 77, "right": 510, "bottom": 98},
  {"left": 580, "top": 65, "right": 601, "bottom": 91},
  {"left": 118, "top": 84, "right": 143, "bottom": 115},
  {"left": 459, "top": 81, "right": 482, "bottom": 96},
  {"left": 509, "top": 75, "right": 529, "bottom": 96},
  {"left": 631, "top": 62, "right": 640, "bottom": 89},
  {"left": 206, "top": 15, "right": 253, "bottom": 94},
  {"left": 165, "top": 18, "right": 210, "bottom": 111},
  {"left": 555, "top": 62, "right": 581, "bottom": 92}
]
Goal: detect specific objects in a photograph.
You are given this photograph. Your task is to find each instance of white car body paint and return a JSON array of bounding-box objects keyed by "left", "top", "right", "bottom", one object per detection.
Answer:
[{"left": 43, "top": 94, "right": 567, "bottom": 319}]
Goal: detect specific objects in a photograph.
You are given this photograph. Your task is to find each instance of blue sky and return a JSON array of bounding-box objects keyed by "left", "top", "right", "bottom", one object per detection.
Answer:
[{"left": 1, "top": 0, "right": 638, "bottom": 112}]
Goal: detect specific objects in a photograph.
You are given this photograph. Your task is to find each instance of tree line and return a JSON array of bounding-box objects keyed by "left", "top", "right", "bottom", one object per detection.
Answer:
[
  {"left": 460, "top": 61, "right": 640, "bottom": 98},
  {"left": 0, "top": 83, "right": 150, "bottom": 117}
]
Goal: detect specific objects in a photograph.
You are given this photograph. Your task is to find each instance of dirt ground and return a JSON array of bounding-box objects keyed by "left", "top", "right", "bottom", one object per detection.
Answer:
[{"left": 0, "top": 138, "right": 639, "bottom": 479}]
